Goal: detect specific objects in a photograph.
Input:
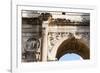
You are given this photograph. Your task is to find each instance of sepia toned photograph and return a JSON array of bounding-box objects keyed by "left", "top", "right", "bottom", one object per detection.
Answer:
[
  {"left": 21, "top": 10, "right": 90, "bottom": 62},
  {"left": 11, "top": 0, "right": 97, "bottom": 72}
]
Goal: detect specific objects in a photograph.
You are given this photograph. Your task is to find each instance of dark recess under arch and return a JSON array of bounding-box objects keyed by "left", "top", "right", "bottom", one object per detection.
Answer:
[{"left": 56, "top": 37, "right": 90, "bottom": 60}]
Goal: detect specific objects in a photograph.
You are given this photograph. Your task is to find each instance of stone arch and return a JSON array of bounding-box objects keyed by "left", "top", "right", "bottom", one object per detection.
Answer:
[
  {"left": 56, "top": 37, "right": 90, "bottom": 60},
  {"left": 50, "top": 36, "right": 90, "bottom": 60},
  {"left": 50, "top": 37, "right": 69, "bottom": 59}
]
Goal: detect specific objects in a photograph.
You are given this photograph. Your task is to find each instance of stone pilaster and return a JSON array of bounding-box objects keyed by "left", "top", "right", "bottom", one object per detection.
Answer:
[{"left": 42, "top": 21, "right": 48, "bottom": 61}]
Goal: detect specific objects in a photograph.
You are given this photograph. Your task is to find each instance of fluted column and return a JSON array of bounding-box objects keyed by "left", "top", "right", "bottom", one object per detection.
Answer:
[{"left": 42, "top": 21, "right": 48, "bottom": 61}]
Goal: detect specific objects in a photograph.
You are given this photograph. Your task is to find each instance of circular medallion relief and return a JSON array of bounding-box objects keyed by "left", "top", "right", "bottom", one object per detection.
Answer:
[{"left": 25, "top": 38, "right": 40, "bottom": 51}]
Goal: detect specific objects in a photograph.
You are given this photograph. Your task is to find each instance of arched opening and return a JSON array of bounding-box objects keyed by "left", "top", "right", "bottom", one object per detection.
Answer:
[
  {"left": 59, "top": 53, "right": 82, "bottom": 61},
  {"left": 56, "top": 37, "right": 90, "bottom": 60}
]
